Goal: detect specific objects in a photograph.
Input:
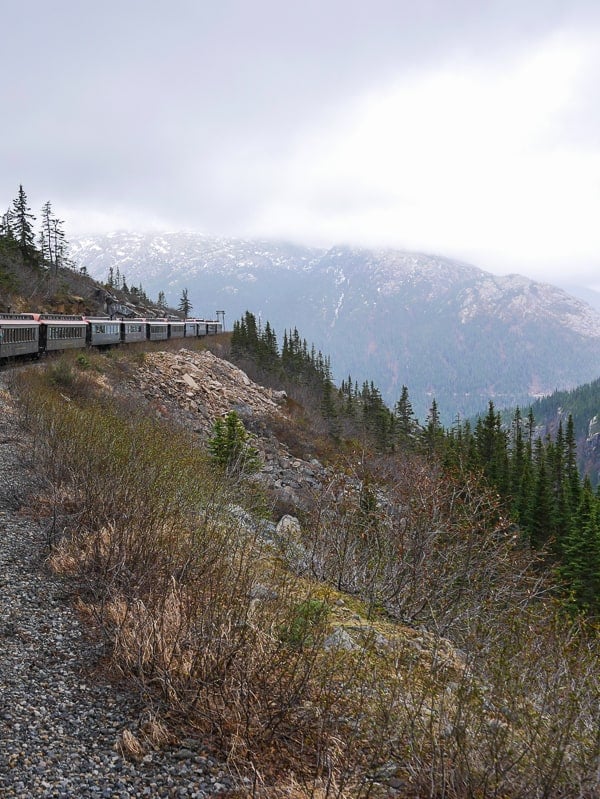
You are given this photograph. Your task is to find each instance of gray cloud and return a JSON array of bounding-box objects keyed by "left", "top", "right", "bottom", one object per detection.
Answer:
[{"left": 3, "top": 1, "right": 600, "bottom": 286}]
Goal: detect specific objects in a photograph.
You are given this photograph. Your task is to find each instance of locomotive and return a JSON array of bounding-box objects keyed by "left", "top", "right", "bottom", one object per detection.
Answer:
[{"left": 0, "top": 313, "right": 223, "bottom": 361}]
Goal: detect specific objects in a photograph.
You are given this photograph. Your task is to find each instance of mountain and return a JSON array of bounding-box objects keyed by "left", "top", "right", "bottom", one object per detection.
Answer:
[
  {"left": 555, "top": 282, "right": 600, "bottom": 313},
  {"left": 70, "top": 231, "right": 600, "bottom": 423}
]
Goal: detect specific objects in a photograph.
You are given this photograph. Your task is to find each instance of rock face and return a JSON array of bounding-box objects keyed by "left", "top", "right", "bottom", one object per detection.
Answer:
[{"left": 120, "top": 348, "right": 329, "bottom": 510}]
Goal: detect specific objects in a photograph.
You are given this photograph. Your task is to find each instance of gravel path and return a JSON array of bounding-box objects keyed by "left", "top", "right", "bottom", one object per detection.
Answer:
[{"left": 0, "top": 374, "right": 242, "bottom": 798}]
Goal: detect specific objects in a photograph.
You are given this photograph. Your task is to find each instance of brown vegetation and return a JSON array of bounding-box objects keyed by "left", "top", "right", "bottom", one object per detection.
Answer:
[{"left": 9, "top": 352, "right": 600, "bottom": 797}]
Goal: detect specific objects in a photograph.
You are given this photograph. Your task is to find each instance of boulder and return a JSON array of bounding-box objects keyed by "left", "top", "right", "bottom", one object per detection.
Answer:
[{"left": 275, "top": 514, "right": 301, "bottom": 539}]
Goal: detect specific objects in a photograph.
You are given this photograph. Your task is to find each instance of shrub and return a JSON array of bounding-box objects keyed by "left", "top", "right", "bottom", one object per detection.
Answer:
[
  {"left": 279, "top": 598, "right": 329, "bottom": 648},
  {"left": 76, "top": 352, "right": 91, "bottom": 370},
  {"left": 47, "top": 357, "right": 74, "bottom": 388},
  {"left": 12, "top": 360, "right": 600, "bottom": 798}
]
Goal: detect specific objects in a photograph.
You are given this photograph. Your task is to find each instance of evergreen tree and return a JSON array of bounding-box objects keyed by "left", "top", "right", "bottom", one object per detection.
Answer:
[
  {"left": 0, "top": 208, "right": 14, "bottom": 240},
  {"left": 208, "top": 411, "right": 261, "bottom": 475},
  {"left": 40, "top": 201, "right": 54, "bottom": 267},
  {"left": 395, "top": 385, "right": 419, "bottom": 446},
  {"left": 560, "top": 478, "right": 600, "bottom": 614},
  {"left": 50, "top": 214, "right": 67, "bottom": 271},
  {"left": 508, "top": 408, "right": 525, "bottom": 507},
  {"left": 178, "top": 288, "right": 193, "bottom": 318},
  {"left": 424, "top": 398, "right": 443, "bottom": 457},
  {"left": 565, "top": 414, "right": 581, "bottom": 510},
  {"left": 529, "top": 438, "right": 556, "bottom": 549},
  {"left": 11, "top": 185, "right": 36, "bottom": 258}
]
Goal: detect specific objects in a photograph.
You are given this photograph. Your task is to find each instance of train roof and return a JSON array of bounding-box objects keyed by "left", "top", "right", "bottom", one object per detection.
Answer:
[{"left": 38, "top": 314, "right": 84, "bottom": 321}]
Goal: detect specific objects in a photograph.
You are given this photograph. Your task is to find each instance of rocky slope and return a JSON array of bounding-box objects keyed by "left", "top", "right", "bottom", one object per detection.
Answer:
[
  {"left": 116, "top": 347, "right": 330, "bottom": 511},
  {"left": 70, "top": 231, "right": 600, "bottom": 423},
  {"left": 5, "top": 343, "right": 600, "bottom": 796}
]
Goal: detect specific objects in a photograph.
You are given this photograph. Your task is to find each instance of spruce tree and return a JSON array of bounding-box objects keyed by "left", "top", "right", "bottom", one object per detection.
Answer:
[
  {"left": 424, "top": 398, "right": 443, "bottom": 457},
  {"left": 178, "top": 288, "right": 193, "bottom": 318},
  {"left": 560, "top": 478, "right": 600, "bottom": 614},
  {"left": 529, "top": 439, "right": 556, "bottom": 549},
  {"left": 208, "top": 411, "right": 260, "bottom": 475},
  {"left": 11, "top": 185, "right": 36, "bottom": 259},
  {"left": 395, "top": 385, "right": 419, "bottom": 446},
  {"left": 40, "top": 201, "right": 54, "bottom": 267}
]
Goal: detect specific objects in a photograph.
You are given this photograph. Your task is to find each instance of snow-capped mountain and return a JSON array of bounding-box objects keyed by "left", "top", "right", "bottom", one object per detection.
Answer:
[{"left": 70, "top": 231, "right": 600, "bottom": 422}]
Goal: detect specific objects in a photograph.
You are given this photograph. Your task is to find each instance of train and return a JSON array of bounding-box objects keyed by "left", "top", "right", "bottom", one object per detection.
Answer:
[{"left": 0, "top": 313, "right": 224, "bottom": 361}]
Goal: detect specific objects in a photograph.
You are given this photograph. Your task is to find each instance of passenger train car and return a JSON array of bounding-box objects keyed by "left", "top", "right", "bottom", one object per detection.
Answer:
[{"left": 0, "top": 314, "right": 223, "bottom": 362}]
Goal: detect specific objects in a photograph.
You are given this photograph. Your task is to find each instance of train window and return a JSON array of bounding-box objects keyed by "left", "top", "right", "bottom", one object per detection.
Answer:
[
  {"left": 2, "top": 327, "right": 35, "bottom": 344},
  {"left": 3, "top": 327, "right": 36, "bottom": 343}
]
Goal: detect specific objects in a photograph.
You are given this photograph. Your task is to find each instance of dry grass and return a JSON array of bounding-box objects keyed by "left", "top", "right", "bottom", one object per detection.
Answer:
[
  {"left": 10, "top": 358, "right": 600, "bottom": 797},
  {"left": 117, "top": 728, "right": 145, "bottom": 759}
]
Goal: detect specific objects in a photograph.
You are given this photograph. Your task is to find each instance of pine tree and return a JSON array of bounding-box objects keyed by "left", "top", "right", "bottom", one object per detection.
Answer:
[
  {"left": 51, "top": 214, "right": 67, "bottom": 272},
  {"left": 208, "top": 411, "right": 261, "bottom": 475},
  {"left": 178, "top": 288, "right": 193, "bottom": 318},
  {"left": 395, "top": 385, "right": 419, "bottom": 446},
  {"left": 1, "top": 208, "right": 14, "bottom": 239},
  {"left": 11, "top": 185, "right": 36, "bottom": 258},
  {"left": 529, "top": 438, "right": 556, "bottom": 549},
  {"left": 40, "top": 201, "right": 54, "bottom": 267},
  {"left": 560, "top": 478, "right": 600, "bottom": 614},
  {"left": 565, "top": 414, "right": 581, "bottom": 511},
  {"left": 424, "top": 398, "right": 443, "bottom": 457},
  {"left": 321, "top": 372, "right": 337, "bottom": 422}
]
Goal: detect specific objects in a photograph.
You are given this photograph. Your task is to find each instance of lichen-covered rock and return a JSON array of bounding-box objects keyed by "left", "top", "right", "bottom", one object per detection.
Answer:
[
  {"left": 323, "top": 627, "right": 358, "bottom": 651},
  {"left": 275, "top": 514, "right": 302, "bottom": 540}
]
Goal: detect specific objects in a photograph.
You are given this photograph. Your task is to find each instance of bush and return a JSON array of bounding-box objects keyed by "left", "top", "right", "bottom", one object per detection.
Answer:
[
  {"left": 47, "top": 357, "right": 74, "bottom": 388},
  {"left": 76, "top": 353, "right": 91, "bottom": 370},
  {"left": 279, "top": 598, "right": 329, "bottom": 648},
  {"left": 12, "top": 360, "right": 600, "bottom": 798}
]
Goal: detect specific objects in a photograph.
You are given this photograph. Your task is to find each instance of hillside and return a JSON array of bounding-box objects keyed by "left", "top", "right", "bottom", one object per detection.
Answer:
[
  {"left": 0, "top": 234, "right": 173, "bottom": 318},
  {"left": 3, "top": 341, "right": 600, "bottom": 796},
  {"left": 70, "top": 231, "right": 600, "bottom": 423}
]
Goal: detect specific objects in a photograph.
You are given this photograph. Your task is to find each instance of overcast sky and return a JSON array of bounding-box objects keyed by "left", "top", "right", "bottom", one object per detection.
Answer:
[{"left": 3, "top": 0, "right": 600, "bottom": 289}]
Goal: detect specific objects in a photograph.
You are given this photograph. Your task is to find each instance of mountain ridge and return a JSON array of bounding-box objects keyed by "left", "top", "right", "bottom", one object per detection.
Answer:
[{"left": 70, "top": 231, "right": 600, "bottom": 423}]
